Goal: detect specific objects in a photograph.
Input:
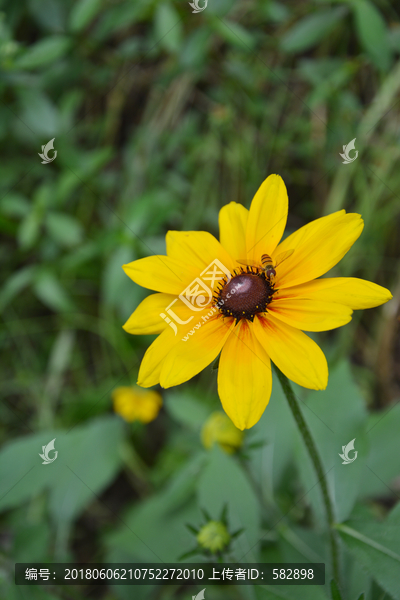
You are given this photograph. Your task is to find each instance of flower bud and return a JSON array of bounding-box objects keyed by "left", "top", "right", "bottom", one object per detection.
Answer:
[
  {"left": 197, "top": 521, "right": 230, "bottom": 553},
  {"left": 201, "top": 411, "right": 243, "bottom": 454},
  {"left": 112, "top": 386, "right": 162, "bottom": 423}
]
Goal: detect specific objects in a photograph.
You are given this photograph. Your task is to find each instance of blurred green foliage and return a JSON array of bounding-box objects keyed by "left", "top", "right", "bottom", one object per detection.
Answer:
[{"left": 1, "top": 0, "right": 400, "bottom": 599}]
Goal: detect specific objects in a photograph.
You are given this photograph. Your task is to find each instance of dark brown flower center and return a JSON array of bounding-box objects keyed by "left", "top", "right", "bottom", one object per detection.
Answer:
[{"left": 214, "top": 269, "right": 274, "bottom": 322}]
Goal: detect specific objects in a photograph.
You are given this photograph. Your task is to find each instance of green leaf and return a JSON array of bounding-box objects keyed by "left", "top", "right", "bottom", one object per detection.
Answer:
[
  {"left": 201, "top": 507, "right": 212, "bottom": 522},
  {"left": 49, "top": 416, "right": 124, "bottom": 522},
  {"left": 154, "top": 451, "right": 207, "bottom": 514},
  {"left": 360, "top": 403, "right": 400, "bottom": 498},
  {"left": 69, "top": 0, "right": 103, "bottom": 32},
  {"left": 352, "top": 0, "right": 392, "bottom": 71},
  {"left": 336, "top": 504, "right": 400, "bottom": 600},
  {"left": 15, "top": 36, "right": 71, "bottom": 69},
  {"left": 0, "top": 266, "right": 36, "bottom": 312},
  {"left": 12, "top": 520, "right": 51, "bottom": 562},
  {"left": 185, "top": 523, "right": 198, "bottom": 535},
  {"left": 0, "top": 417, "right": 124, "bottom": 523},
  {"left": 33, "top": 270, "right": 74, "bottom": 312},
  {"left": 101, "top": 246, "right": 137, "bottom": 313},
  {"left": 106, "top": 453, "right": 206, "bottom": 562},
  {"left": 281, "top": 8, "right": 347, "bottom": 53},
  {"left": 70, "top": 146, "right": 112, "bottom": 177},
  {"left": 204, "top": 0, "right": 235, "bottom": 16},
  {"left": 277, "top": 523, "right": 327, "bottom": 565},
  {"left": 0, "top": 193, "right": 30, "bottom": 218},
  {"left": 0, "top": 430, "right": 59, "bottom": 513},
  {"left": 165, "top": 391, "right": 210, "bottom": 430},
  {"left": 180, "top": 27, "right": 210, "bottom": 69},
  {"left": 154, "top": 2, "right": 183, "bottom": 54},
  {"left": 264, "top": 2, "right": 291, "bottom": 24},
  {"left": 248, "top": 374, "right": 297, "bottom": 500},
  {"left": 259, "top": 583, "right": 330, "bottom": 600},
  {"left": 220, "top": 501, "right": 228, "bottom": 524},
  {"left": 45, "top": 212, "right": 84, "bottom": 247},
  {"left": 330, "top": 579, "right": 343, "bottom": 600},
  {"left": 231, "top": 527, "right": 244, "bottom": 539},
  {"left": 245, "top": 439, "right": 268, "bottom": 450},
  {"left": 212, "top": 20, "right": 255, "bottom": 50},
  {"left": 17, "top": 210, "right": 42, "bottom": 250},
  {"left": 178, "top": 548, "right": 201, "bottom": 560},
  {"left": 294, "top": 362, "right": 368, "bottom": 525},
  {"left": 20, "top": 90, "right": 61, "bottom": 136},
  {"left": 28, "top": 0, "right": 66, "bottom": 31}
]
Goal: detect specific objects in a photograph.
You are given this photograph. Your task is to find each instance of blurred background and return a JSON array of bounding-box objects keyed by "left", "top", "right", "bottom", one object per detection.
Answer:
[{"left": 1, "top": 0, "right": 400, "bottom": 599}]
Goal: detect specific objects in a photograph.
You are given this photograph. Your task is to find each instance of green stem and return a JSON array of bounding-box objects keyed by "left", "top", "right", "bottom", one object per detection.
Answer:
[{"left": 273, "top": 364, "right": 340, "bottom": 585}]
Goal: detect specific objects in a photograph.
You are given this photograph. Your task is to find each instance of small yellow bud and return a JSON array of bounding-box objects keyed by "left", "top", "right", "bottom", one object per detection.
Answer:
[
  {"left": 112, "top": 386, "right": 162, "bottom": 424},
  {"left": 201, "top": 411, "right": 243, "bottom": 454},
  {"left": 197, "top": 521, "right": 230, "bottom": 553}
]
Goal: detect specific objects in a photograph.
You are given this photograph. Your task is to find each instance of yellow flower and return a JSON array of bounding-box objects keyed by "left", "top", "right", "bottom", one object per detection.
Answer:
[
  {"left": 197, "top": 521, "right": 230, "bottom": 553},
  {"left": 112, "top": 386, "right": 162, "bottom": 423},
  {"left": 122, "top": 175, "right": 392, "bottom": 430},
  {"left": 201, "top": 411, "right": 243, "bottom": 454}
]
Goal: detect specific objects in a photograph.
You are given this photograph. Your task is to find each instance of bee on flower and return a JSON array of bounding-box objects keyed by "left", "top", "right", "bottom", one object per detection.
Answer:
[{"left": 122, "top": 175, "right": 392, "bottom": 430}]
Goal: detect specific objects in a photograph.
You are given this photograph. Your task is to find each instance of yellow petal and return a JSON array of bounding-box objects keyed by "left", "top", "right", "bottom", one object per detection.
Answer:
[
  {"left": 218, "top": 202, "right": 249, "bottom": 261},
  {"left": 268, "top": 297, "right": 353, "bottom": 331},
  {"left": 218, "top": 320, "right": 272, "bottom": 430},
  {"left": 253, "top": 314, "right": 328, "bottom": 390},
  {"left": 137, "top": 326, "right": 179, "bottom": 388},
  {"left": 274, "top": 277, "right": 393, "bottom": 310},
  {"left": 160, "top": 315, "right": 235, "bottom": 388},
  {"left": 137, "top": 298, "right": 226, "bottom": 386},
  {"left": 273, "top": 210, "right": 364, "bottom": 288},
  {"left": 123, "top": 293, "right": 175, "bottom": 335},
  {"left": 166, "top": 231, "right": 235, "bottom": 277},
  {"left": 123, "top": 256, "right": 198, "bottom": 294},
  {"left": 246, "top": 174, "right": 288, "bottom": 263}
]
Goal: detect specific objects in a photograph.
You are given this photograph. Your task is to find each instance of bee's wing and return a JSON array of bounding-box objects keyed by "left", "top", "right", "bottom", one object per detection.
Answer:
[
  {"left": 275, "top": 249, "right": 294, "bottom": 266},
  {"left": 236, "top": 258, "right": 261, "bottom": 268}
]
